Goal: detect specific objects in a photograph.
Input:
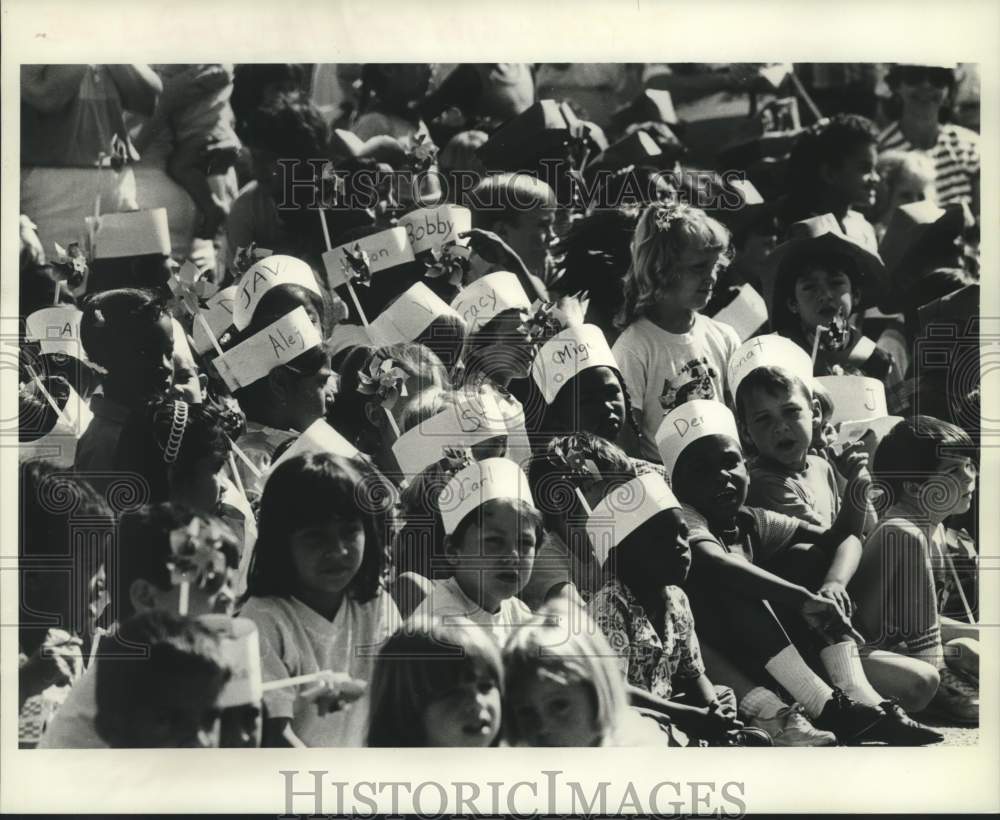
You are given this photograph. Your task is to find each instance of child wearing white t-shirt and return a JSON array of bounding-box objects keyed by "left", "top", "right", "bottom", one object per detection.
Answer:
[{"left": 612, "top": 203, "right": 739, "bottom": 461}]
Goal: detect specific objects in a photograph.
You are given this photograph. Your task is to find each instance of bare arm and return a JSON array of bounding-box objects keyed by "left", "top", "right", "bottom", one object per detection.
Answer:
[
  {"left": 21, "top": 65, "right": 89, "bottom": 112},
  {"left": 691, "top": 537, "right": 813, "bottom": 607},
  {"left": 105, "top": 64, "right": 162, "bottom": 116}
]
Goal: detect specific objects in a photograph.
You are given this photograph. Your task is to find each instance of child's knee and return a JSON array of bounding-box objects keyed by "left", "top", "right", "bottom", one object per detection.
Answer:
[
  {"left": 945, "top": 637, "right": 979, "bottom": 677},
  {"left": 896, "top": 662, "right": 939, "bottom": 712}
]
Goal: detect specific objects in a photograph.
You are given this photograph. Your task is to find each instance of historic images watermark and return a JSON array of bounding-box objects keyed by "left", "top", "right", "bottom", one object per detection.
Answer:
[{"left": 279, "top": 769, "right": 748, "bottom": 817}]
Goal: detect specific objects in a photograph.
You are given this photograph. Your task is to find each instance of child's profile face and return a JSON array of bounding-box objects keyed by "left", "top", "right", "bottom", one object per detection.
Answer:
[
  {"left": 661, "top": 246, "right": 723, "bottom": 312},
  {"left": 789, "top": 265, "right": 855, "bottom": 331},
  {"left": 112, "top": 313, "right": 175, "bottom": 400},
  {"left": 560, "top": 366, "right": 626, "bottom": 443},
  {"left": 450, "top": 503, "right": 538, "bottom": 612},
  {"left": 152, "top": 555, "right": 237, "bottom": 617},
  {"left": 826, "top": 143, "right": 879, "bottom": 210},
  {"left": 171, "top": 455, "right": 227, "bottom": 515},
  {"left": 672, "top": 435, "right": 749, "bottom": 521},
  {"left": 286, "top": 362, "right": 337, "bottom": 432},
  {"left": 926, "top": 455, "right": 977, "bottom": 517},
  {"left": 171, "top": 348, "right": 204, "bottom": 404},
  {"left": 507, "top": 668, "right": 602, "bottom": 747},
  {"left": 289, "top": 514, "right": 366, "bottom": 598},
  {"left": 503, "top": 206, "right": 556, "bottom": 276},
  {"left": 742, "top": 382, "right": 816, "bottom": 469},
  {"left": 421, "top": 663, "right": 501, "bottom": 747},
  {"left": 616, "top": 508, "right": 692, "bottom": 587},
  {"left": 891, "top": 165, "right": 936, "bottom": 210}
]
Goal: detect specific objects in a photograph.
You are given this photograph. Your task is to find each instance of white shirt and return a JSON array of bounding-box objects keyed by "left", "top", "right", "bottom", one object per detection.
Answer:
[
  {"left": 239, "top": 592, "right": 400, "bottom": 747},
  {"left": 412, "top": 577, "right": 534, "bottom": 647},
  {"left": 37, "top": 663, "right": 103, "bottom": 748},
  {"left": 612, "top": 314, "right": 740, "bottom": 461}
]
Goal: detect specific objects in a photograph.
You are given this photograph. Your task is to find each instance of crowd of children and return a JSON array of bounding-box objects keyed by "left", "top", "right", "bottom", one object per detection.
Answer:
[{"left": 18, "top": 61, "right": 980, "bottom": 749}]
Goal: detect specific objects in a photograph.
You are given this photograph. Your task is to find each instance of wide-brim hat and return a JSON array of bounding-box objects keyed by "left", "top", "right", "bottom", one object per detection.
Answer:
[
  {"left": 762, "top": 213, "right": 886, "bottom": 313},
  {"left": 880, "top": 200, "right": 965, "bottom": 277}
]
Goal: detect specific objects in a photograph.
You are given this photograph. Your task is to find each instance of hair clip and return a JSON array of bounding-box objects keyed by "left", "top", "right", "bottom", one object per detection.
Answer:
[
  {"left": 357, "top": 356, "right": 409, "bottom": 410},
  {"left": 167, "top": 518, "right": 228, "bottom": 590},
  {"left": 423, "top": 243, "right": 470, "bottom": 288},
  {"left": 232, "top": 243, "right": 273, "bottom": 277},
  {"left": 517, "top": 301, "right": 563, "bottom": 347},
  {"left": 653, "top": 201, "right": 685, "bottom": 233},
  {"left": 163, "top": 400, "right": 189, "bottom": 464},
  {"left": 340, "top": 243, "right": 373, "bottom": 287}
]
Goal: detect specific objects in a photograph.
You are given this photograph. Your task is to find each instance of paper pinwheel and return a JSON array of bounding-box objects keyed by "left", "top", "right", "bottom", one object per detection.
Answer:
[
  {"left": 357, "top": 356, "right": 409, "bottom": 410},
  {"left": 423, "top": 243, "right": 471, "bottom": 288},
  {"left": 550, "top": 435, "right": 603, "bottom": 484},
  {"left": 518, "top": 301, "right": 564, "bottom": 347},
  {"left": 405, "top": 133, "right": 439, "bottom": 174},
  {"left": 441, "top": 445, "right": 475, "bottom": 472},
  {"left": 232, "top": 243, "right": 273, "bottom": 277},
  {"left": 653, "top": 202, "right": 685, "bottom": 233},
  {"left": 51, "top": 242, "right": 89, "bottom": 288},
  {"left": 340, "top": 244, "right": 374, "bottom": 287},
  {"left": 817, "top": 314, "right": 851, "bottom": 352},
  {"left": 166, "top": 519, "right": 229, "bottom": 591},
  {"left": 169, "top": 263, "right": 219, "bottom": 317}
]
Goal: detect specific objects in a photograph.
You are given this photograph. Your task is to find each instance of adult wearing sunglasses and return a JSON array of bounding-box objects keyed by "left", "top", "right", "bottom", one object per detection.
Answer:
[{"left": 877, "top": 64, "right": 979, "bottom": 217}]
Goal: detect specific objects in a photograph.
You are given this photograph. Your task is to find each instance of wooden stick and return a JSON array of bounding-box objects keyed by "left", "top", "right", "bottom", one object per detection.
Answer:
[
  {"left": 318, "top": 207, "right": 333, "bottom": 251},
  {"left": 346, "top": 283, "right": 370, "bottom": 328},
  {"left": 228, "top": 437, "right": 263, "bottom": 480},
  {"left": 575, "top": 487, "right": 594, "bottom": 517},
  {"left": 811, "top": 325, "right": 825, "bottom": 367},
  {"left": 788, "top": 69, "right": 823, "bottom": 122},
  {"left": 87, "top": 628, "right": 104, "bottom": 670},
  {"left": 228, "top": 451, "right": 248, "bottom": 500},
  {"left": 26, "top": 366, "right": 74, "bottom": 429},
  {"left": 178, "top": 581, "right": 190, "bottom": 616},
  {"left": 943, "top": 549, "right": 976, "bottom": 625},
  {"left": 53, "top": 279, "right": 62, "bottom": 306},
  {"left": 195, "top": 312, "right": 225, "bottom": 358},
  {"left": 261, "top": 670, "right": 329, "bottom": 692}
]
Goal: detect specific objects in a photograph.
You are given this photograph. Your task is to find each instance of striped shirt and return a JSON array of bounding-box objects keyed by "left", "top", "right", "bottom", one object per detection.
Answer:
[{"left": 878, "top": 121, "right": 979, "bottom": 206}]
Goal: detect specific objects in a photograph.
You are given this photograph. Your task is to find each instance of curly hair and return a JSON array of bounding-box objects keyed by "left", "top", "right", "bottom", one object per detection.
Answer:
[
  {"left": 79, "top": 288, "right": 167, "bottom": 370},
  {"left": 616, "top": 201, "right": 732, "bottom": 328}
]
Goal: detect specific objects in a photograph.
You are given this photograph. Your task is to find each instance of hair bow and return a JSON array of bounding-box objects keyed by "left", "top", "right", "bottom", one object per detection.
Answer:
[
  {"left": 357, "top": 356, "right": 409, "bottom": 410},
  {"left": 423, "top": 243, "right": 471, "bottom": 288},
  {"left": 340, "top": 243, "right": 373, "bottom": 288},
  {"left": 166, "top": 518, "right": 229, "bottom": 591}
]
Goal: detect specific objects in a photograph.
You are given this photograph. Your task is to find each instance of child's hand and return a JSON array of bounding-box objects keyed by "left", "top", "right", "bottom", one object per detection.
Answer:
[
  {"left": 834, "top": 439, "right": 872, "bottom": 483},
  {"left": 459, "top": 229, "right": 530, "bottom": 280},
  {"left": 817, "top": 581, "right": 854, "bottom": 619},
  {"left": 801, "top": 594, "right": 852, "bottom": 639},
  {"left": 293, "top": 672, "right": 367, "bottom": 719},
  {"left": 685, "top": 702, "right": 744, "bottom": 740},
  {"left": 21, "top": 630, "right": 83, "bottom": 695}
]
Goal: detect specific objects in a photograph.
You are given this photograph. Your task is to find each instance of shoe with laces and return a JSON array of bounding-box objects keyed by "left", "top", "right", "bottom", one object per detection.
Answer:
[
  {"left": 926, "top": 667, "right": 979, "bottom": 725},
  {"left": 811, "top": 687, "right": 886, "bottom": 744},
  {"left": 704, "top": 727, "right": 774, "bottom": 747},
  {"left": 862, "top": 700, "right": 944, "bottom": 745},
  {"left": 750, "top": 703, "right": 837, "bottom": 747}
]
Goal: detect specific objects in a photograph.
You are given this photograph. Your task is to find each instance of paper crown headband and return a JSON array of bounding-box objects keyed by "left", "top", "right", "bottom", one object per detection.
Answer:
[
  {"left": 398, "top": 205, "right": 471, "bottom": 255},
  {"left": 656, "top": 399, "right": 741, "bottom": 479},
  {"left": 586, "top": 473, "right": 681, "bottom": 567},
  {"left": 86, "top": 208, "right": 171, "bottom": 259},
  {"left": 727, "top": 333, "right": 814, "bottom": 400},
  {"left": 192, "top": 286, "right": 237, "bottom": 356},
  {"left": 213, "top": 307, "right": 323, "bottom": 392},
  {"left": 25, "top": 306, "right": 87, "bottom": 359},
  {"left": 18, "top": 385, "right": 94, "bottom": 469},
  {"left": 322, "top": 226, "right": 415, "bottom": 290},
  {"left": 268, "top": 418, "right": 360, "bottom": 476},
  {"left": 438, "top": 457, "right": 535, "bottom": 536},
  {"left": 814, "top": 375, "right": 888, "bottom": 425},
  {"left": 450, "top": 272, "right": 532, "bottom": 335},
  {"left": 392, "top": 391, "right": 508, "bottom": 477},
  {"left": 531, "top": 324, "right": 619, "bottom": 405},
  {"left": 170, "top": 318, "right": 195, "bottom": 366},
  {"left": 233, "top": 255, "right": 322, "bottom": 332},
  {"left": 367, "top": 282, "right": 465, "bottom": 349},
  {"left": 198, "top": 615, "right": 263, "bottom": 709}
]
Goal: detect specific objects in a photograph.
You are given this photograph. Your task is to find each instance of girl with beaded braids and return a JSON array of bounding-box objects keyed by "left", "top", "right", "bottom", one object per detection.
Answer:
[{"left": 611, "top": 202, "right": 740, "bottom": 462}]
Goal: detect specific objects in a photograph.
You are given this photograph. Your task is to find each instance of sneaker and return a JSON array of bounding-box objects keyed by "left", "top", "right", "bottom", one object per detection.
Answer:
[
  {"left": 750, "top": 703, "right": 837, "bottom": 747},
  {"left": 863, "top": 700, "right": 944, "bottom": 746},
  {"left": 812, "top": 687, "right": 886, "bottom": 744},
  {"left": 705, "top": 727, "right": 774, "bottom": 747},
  {"left": 927, "top": 667, "right": 979, "bottom": 725}
]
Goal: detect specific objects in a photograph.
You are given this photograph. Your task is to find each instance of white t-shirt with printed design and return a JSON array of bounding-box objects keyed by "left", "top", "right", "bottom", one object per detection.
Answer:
[{"left": 612, "top": 314, "right": 740, "bottom": 461}]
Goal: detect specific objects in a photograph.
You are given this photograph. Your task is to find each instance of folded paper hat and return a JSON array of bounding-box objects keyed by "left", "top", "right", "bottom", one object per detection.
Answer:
[
  {"left": 814, "top": 375, "right": 888, "bottom": 425},
  {"left": 392, "top": 391, "right": 507, "bottom": 477},
  {"left": 450, "top": 272, "right": 532, "bottom": 335},
  {"left": 631, "top": 88, "right": 679, "bottom": 126},
  {"left": 198, "top": 616, "right": 263, "bottom": 709},
  {"left": 171, "top": 318, "right": 194, "bottom": 364},
  {"left": 438, "top": 457, "right": 534, "bottom": 536},
  {"left": 268, "top": 418, "right": 360, "bottom": 475},
  {"left": 478, "top": 99, "right": 581, "bottom": 169},
  {"left": 710, "top": 283, "right": 768, "bottom": 343},
  {"left": 727, "top": 333, "right": 814, "bottom": 400},
  {"left": 322, "top": 226, "right": 415, "bottom": 290},
  {"left": 192, "top": 286, "right": 237, "bottom": 356},
  {"left": 19, "top": 385, "right": 94, "bottom": 468},
  {"left": 586, "top": 473, "right": 680, "bottom": 567},
  {"left": 214, "top": 307, "right": 323, "bottom": 392},
  {"left": 530, "top": 324, "right": 619, "bottom": 405},
  {"left": 763, "top": 213, "right": 886, "bottom": 312},
  {"left": 917, "top": 283, "right": 978, "bottom": 331},
  {"left": 233, "top": 255, "right": 322, "bottom": 332},
  {"left": 368, "top": 282, "right": 465, "bottom": 349},
  {"left": 25, "top": 306, "right": 87, "bottom": 359},
  {"left": 327, "top": 322, "right": 373, "bottom": 358},
  {"left": 592, "top": 130, "right": 663, "bottom": 172},
  {"left": 397, "top": 205, "right": 472, "bottom": 256},
  {"left": 87, "top": 208, "right": 171, "bottom": 259},
  {"left": 878, "top": 199, "right": 965, "bottom": 278},
  {"left": 656, "top": 399, "right": 741, "bottom": 480}
]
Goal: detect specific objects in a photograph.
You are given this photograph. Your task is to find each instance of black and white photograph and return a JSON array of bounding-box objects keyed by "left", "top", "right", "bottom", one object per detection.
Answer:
[{"left": 3, "top": 0, "right": 998, "bottom": 815}]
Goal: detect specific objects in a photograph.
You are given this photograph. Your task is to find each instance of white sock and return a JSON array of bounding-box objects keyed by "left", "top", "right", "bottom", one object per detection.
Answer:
[
  {"left": 820, "top": 641, "right": 883, "bottom": 706},
  {"left": 764, "top": 644, "right": 835, "bottom": 719},
  {"left": 740, "top": 686, "right": 788, "bottom": 721}
]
